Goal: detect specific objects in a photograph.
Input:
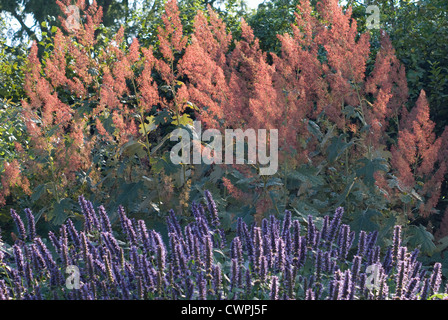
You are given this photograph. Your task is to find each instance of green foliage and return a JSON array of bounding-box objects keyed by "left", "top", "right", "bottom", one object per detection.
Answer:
[
  {"left": 390, "top": 0, "right": 448, "bottom": 136},
  {"left": 0, "top": 18, "right": 26, "bottom": 101},
  {"left": 248, "top": 0, "right": 300, "bottom": 54}
]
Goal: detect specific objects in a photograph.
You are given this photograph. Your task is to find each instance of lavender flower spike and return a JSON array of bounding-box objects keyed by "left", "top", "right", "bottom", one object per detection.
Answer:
[
  {"left": 204, "top": 190, "right": 220, "bottom": 227},
  {"left": 24, "top": 208, "right": 36, "bottom": 241},
  {"left": 10, "top": 209, "right": 27, "bottom": 241}
]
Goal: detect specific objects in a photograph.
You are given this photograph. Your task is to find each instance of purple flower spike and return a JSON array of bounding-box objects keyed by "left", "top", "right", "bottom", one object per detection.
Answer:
[
  {"left": 392, "top": 225, "right": 402, "bottom": 263},
  {"left": 24, "top": 208, "right": 36, "bottom": 241},
  {"left": 281, "top": 210, "right": 292, "bottom": 239},
  {"left": 404, "top": 277, "right": 419, "bottom": 300},
  {"left": 205, "top": 235, "right": 213, "bottom": 276},
  {"left": 231, "top": 237, "right": 243, "bottom": 265},
  {"left": 245, "top": 269, "right": 252, "bottom": 297},
  {"left": 167, "top": 209, "right": 182, "bottom": 237},
  {"left": 270, "top": 276, "right": 279, "bottom": 300},
  {"left": 261, "top": 219, "right": 269, "bottom": 237},
  {"left": 213, "top": 265, "right": 222, "bottom": 298},
  {"left": 306, "top": 215, "right": 316, "bottom": 248},
  {"left": 10, "top": 209, "right": 27, "bottom": 241},
  {"left": 13, "top": 244, "right": 25, "bottom": 274},
  {"left": 204, "top": 190, "right": 220, "bottom": 227},
  {"left": 65, "top": 218, "right": 80, "bottom": 247},
  {"left": 197, "top": 272, "right": 206, "bottom": 300},
  {"left": 97, "top": 205, "right": 112, "bottom": 233},
  {"left": 275, "top": 238, "right": 285, "bottom": 274},
  {"left": 420, "top": 278, "right": 431, "bottom": 300},
  {"left": 78, "top": 195, "right": 94, "bottom": 232},
  {"left": 357, "top": 230, "right": 367, "bottom": 257},
  {"left": 430, "top": 262, "right": 442, "bottom": 294},
  {"left": 305, "top": 288, "right": 315, "bottom": 300},
  {"left": 117, "top": 205, "right": 128, "bottom": 234},
  {"left": 253, "top": 227, "right": 262, "bottom": 273},
  {"left": 321, "top": 215, "right": 329, "bottom": 241},
  {"left": 366, "top": 230, "right": 378, "bottom": 252},
  {"left": 341, "top": 269, "right": 352, "bottom": 300},
  {"left": 315, "top": 249, "right": 323, "bottom": 280},
  {"left": 351, "top": 255, "right": 361, "bottom": 281},
  {"left": 327, "top": 207, "right": 343, "bottom": 244},
  {"left": 230, "top": 258, "right": 240, "bottom": 290}
]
